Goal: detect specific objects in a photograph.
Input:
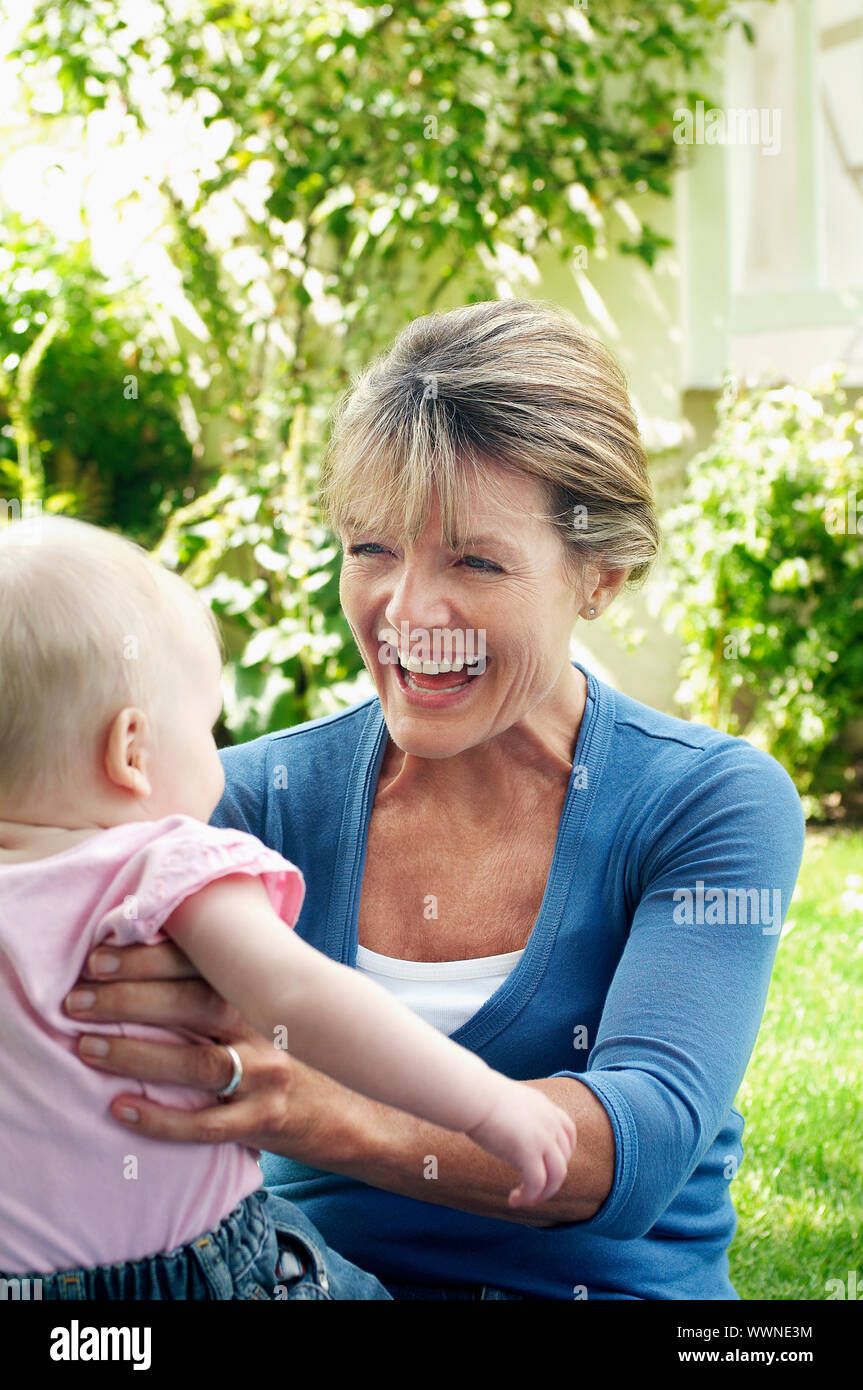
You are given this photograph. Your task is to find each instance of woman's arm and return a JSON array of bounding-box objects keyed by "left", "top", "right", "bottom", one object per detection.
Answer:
[
  {"left": 164, "top": 872, "right": 576, "bottom": 1207},
  {"left": 545, "top": 744, "right": 806, "bottom": 1241},
  {"left": 66, "top": 941, "right": 613, "bottom": 1227},
  {"left": 326, "top": 1071, "right": 615, "bottom": 1227}
]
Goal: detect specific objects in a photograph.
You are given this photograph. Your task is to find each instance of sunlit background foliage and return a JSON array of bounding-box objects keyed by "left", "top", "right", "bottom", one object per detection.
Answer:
[
  {"left": 1, "top": 0, "right": 861, "bottom": 1303},
  {"left": 1, "top": 0, "right": 860, "bottom": 814}
]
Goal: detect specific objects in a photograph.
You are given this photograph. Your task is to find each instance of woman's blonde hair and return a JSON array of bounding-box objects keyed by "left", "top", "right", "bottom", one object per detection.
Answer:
[
  {"left": 0, "top": 515, "right": 220, "bottom": 804},
  {"left": 321, "top": 298, "right": 660, "bottom": 587}
]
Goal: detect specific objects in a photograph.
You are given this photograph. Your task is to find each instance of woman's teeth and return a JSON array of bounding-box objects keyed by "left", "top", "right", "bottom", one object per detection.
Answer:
[
  {"left": 398, "top": 652, "right": 479, "bottom": 674},
  {"left": 396, "top": 651, "right": 487, "bottom": 691}
]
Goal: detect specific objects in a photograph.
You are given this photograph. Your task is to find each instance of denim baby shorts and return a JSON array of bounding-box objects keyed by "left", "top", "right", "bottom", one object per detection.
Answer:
[{"left": 0, "top": 1189, "right": 392, "bottom": 1301}]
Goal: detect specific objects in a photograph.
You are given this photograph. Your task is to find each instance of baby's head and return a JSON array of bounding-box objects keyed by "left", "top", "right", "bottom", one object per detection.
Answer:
[{"left": 0, "top": 515, "right": 226, "bottom": 828}]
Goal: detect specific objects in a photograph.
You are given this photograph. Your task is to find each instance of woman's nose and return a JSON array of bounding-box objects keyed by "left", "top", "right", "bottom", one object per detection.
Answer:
[{"left": 382, "top": 561, "right": 454, "bottom": 637}]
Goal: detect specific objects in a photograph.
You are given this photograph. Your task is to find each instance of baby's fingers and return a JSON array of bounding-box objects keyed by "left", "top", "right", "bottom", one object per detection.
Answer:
[
  {"left": 510, "top": 1138, "right": 572, "bottom": 1208},
  {"left": 507, "top": 1154, "right": 549, "bottom": 1208},
  {"left": 537, "top": 1141, "right": 570, "bottom": 1203}
]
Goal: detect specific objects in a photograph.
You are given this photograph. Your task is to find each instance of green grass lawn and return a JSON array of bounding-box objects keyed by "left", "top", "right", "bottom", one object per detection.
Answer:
[{"left": 728, "top": 827, "right": 863, "bottom": 1300}]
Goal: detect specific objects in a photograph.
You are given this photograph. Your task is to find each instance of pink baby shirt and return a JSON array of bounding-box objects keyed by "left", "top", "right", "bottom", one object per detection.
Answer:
[{"left": 0, "top": 814, "right": 305, "bottom": 1275}]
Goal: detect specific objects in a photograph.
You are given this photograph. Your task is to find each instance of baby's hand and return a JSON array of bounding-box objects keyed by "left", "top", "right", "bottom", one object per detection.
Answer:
[{"left": 465, "top": 1081, "right": 577, "bottom": 1208}]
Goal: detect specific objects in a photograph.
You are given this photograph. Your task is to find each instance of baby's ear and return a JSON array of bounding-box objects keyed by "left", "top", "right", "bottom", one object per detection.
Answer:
[{"left": 105, "top": 707, "right": 152, "bottom": 798}]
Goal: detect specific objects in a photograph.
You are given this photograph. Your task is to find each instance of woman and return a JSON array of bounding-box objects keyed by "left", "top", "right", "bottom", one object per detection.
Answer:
[{"left": 66, "top": 299, "right": 805, "bottom": 1300}]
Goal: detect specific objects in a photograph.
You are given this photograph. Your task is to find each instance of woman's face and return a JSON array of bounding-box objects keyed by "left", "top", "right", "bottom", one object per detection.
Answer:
[{"left": 339, "top": 465, "right": 589, "bottom": 760}]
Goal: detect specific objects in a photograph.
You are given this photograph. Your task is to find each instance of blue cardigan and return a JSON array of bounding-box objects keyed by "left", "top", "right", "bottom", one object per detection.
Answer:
[{"left": 211, "top": 660, "right": 805, "bottom": 1300}]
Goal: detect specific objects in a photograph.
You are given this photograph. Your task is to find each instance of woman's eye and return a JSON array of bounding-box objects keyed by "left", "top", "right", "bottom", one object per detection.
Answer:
[
  {"left": 460, "top": 555, "right": 502, "bottom": 573},
  {"left": 346, "top": 544, "right": 501, "bottom": 573}
]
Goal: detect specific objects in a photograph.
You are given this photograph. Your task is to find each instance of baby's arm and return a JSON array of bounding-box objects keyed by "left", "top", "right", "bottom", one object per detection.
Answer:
[{"left": 165, "top": 873, "right": 575, "bottom": 1206}]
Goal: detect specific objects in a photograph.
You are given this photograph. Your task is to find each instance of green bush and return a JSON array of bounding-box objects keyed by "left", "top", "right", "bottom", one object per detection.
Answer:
[
  {"left": 657, "top": 370, "right": 863, "bottom": 818},
  {"left": 0, "top": 216, "right": 198, "bottom": 544},
  {"left": 7, "top": 0, "right": 763, "bottom": 742},
  {"left": 154, "top": 405, "right": 366, "bottom": 743}
]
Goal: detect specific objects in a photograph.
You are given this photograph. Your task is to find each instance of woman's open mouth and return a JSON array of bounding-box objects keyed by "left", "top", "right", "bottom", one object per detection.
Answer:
[{"left": 390, "top": 651, "right": 489, "bottom": 704}]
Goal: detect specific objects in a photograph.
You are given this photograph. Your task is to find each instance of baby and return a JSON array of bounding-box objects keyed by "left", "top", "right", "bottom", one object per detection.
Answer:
[{"left": 0, "top": 515, "right": 576, "bottom": 1300}]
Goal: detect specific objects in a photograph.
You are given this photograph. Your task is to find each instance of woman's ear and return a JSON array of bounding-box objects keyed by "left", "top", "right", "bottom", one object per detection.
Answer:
[
  {"left": 105, "top": 707, "right": 152, "bottom": 798},
  {"left": 581, "top": 565, "right": 632, "bottom": 619}
]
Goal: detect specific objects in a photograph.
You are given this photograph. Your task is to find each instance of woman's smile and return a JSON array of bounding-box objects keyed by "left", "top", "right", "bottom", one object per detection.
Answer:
[{"left": 388, "top": 644, "right": 491, "bottom": 706}]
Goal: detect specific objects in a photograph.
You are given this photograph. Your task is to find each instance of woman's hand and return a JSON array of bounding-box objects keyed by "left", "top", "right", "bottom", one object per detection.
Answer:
[
  {"left": 65, "top": 942, "right": 611, "bottom": 1227},
  {"left": 65, "top": 941, "right": 357, "bottom": 1164}
]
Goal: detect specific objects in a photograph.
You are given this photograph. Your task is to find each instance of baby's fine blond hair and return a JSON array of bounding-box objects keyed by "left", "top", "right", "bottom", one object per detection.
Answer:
[{"left": 0, "top": 515, "right": 220, "bottom": 806}]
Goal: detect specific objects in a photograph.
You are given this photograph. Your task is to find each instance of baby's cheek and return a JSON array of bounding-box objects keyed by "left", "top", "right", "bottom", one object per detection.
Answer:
[{"left": 209, "top": 753, "right": 226, "bottom": 808}]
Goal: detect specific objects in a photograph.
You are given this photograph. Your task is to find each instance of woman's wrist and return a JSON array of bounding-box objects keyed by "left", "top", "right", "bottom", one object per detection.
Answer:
[{"left": 269, "top": 1067, "right": 399, "bottom": 1177}]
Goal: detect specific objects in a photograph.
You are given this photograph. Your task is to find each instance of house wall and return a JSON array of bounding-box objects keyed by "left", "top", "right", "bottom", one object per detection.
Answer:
[{"left": 541, "top": 0, "right": 863, "bottom": 713}]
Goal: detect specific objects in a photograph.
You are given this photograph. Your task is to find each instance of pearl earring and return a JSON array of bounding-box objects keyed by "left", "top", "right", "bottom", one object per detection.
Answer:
[{"left": 589, "top": 607, "right": 595, "bottom": 617}]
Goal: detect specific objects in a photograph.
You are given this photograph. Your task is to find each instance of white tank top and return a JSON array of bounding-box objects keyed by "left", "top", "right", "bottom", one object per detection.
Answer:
[{"left": 355, "top": 943, "right": 525, "bottom": 1036}]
